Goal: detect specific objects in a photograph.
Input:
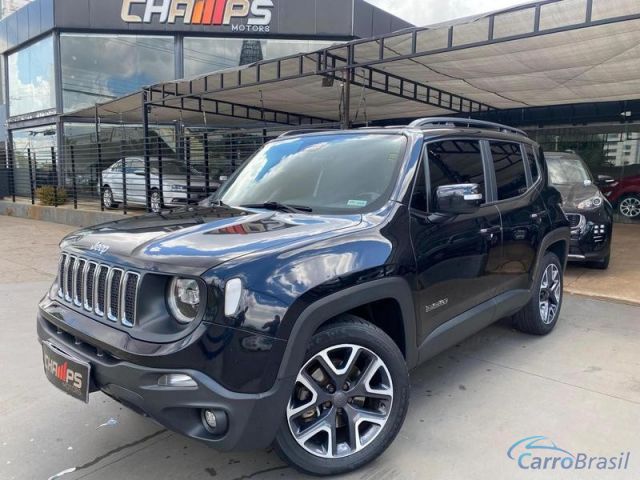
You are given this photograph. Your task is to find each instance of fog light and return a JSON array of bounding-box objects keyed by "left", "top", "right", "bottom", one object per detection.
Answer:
[
  {"left": 157, "top": 374, "right": 197, "bottom": 388},
  {"left": 202, "top": 409, "right": 228, "bottom": 435}
]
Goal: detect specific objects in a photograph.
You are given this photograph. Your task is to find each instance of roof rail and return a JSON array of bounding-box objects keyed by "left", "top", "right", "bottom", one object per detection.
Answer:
[
  {"left": 278, "top": 129, "right": 336, "bottom": 138},
  {"left": 408, "top": 117, "right": 528, "bottom": 137}
]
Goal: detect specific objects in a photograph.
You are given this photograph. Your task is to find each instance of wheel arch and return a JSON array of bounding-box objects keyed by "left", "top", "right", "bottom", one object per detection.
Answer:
[
  {"left": 532, "top": 227, "right": 570, "bottom": 283},
  {"left": 276, "top": 277, "right": 418, "bottom": 381}
]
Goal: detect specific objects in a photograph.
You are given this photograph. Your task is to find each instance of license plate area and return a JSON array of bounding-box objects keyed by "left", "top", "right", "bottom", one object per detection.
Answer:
[{"left": 42, "top": 341, "right": 91, "bottom": 403}]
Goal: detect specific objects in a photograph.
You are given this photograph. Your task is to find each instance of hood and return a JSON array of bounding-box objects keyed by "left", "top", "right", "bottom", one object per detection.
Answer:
[
  {"left": 60, "top": 206, "right": 363, "bottom": 273},
  {"left": 553, "top": 183, "right": 601, "bottom": 211}
]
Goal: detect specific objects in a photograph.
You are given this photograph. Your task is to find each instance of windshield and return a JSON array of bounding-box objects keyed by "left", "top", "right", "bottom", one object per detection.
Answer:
[
  {"left": 547, "top": 157, "right": 592, "bottom": 185},
  {"left": 214, "top": 133, "right": 407, "bottom": 213},
  {"left": 150, "top": 160, "right": 200, "bottom": 176}
]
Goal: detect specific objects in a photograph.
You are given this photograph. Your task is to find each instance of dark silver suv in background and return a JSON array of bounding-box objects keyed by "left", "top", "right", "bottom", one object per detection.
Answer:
[{"left": 546, "top": 151, "right": 613, "bottom": 269}]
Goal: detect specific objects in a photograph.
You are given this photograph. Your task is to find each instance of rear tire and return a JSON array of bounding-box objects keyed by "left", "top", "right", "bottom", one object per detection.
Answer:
[
  {"left": 274, "top": 315, "right": 409, "bottom": 476},
  {"left": 150, "top": 189, "right": 163, "bottom": 213},
  {"left": 513, "top": 252, "right": 563, "bottom": 335},
  {"left": 618, "top": 194, "right": 640, "bottom": 219}
]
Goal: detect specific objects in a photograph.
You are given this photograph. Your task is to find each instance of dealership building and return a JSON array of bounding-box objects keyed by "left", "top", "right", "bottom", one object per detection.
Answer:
[
  {"left": 0, "top": 0, "right": 639, "bottom": 230},
  {"left": 0, "top": 0, "right": 410, "bottom": 189}
]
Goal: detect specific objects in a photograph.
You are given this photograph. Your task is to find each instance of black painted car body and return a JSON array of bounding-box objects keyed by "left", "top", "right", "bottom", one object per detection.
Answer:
[
  {"left": 37, "top": 126, "right": 570, "bottom": 452},
  {"left": 545, "top": 152, "right": 613, "bottom": 267}
]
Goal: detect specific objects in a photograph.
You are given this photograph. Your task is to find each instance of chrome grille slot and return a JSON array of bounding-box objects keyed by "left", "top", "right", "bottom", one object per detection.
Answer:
[
  {"left": 95, "top": 265, "right": 110, "bottom": 316},
  {"left": 107, "top": 269, "right": 123, "bottom": 322},
  {"left": 84, "top": 262, "right": 97, "bottom": 311},
  {"left": 65, "top": 256, "right": 75, "bottom": 302},
  {"left": 122, "top": 272, "right": 139, "bottom": 327},
  {"left": 74, "top": 259, "right": 86, "bottom": 307},
  {"left": 57, "top": 254, "right": 67, "bottom": 298}
]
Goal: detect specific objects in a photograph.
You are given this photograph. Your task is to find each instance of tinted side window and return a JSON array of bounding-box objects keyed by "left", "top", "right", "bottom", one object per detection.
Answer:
[
  {"left": 524, "top": 144, "right": 540, "bottom": 183},
  {"left": 427, "top": 140, "right": 486, "bottom": 205},
  {"left": 490, "top": 141, "right": 527, "bottom": 200}
]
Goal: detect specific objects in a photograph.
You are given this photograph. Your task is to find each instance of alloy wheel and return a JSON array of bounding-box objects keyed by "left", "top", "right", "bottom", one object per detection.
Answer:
[
  {"left": 287, "top": 344, "right": 393, "bottom": 459},
  {"left": 103, "top": 188, "right": 113, "bottom": 208},
  {"left": 619, "top": 197, "right": 640, "bottom": 218},
  {"left": 539, "top": 263, "right": 561, "bottom": 325},
  {"left": 150, "top": 192, "right": 162, "bottom": 213}
]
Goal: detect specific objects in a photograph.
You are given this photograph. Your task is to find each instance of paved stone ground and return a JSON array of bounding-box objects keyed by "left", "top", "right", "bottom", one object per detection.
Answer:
[{"left": 1, "top": 215, "right": 639, "bottom": 479}]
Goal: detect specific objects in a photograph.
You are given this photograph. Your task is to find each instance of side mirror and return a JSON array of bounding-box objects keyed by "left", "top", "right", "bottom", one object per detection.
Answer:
[
  {"left": 133, "top": 169, "right": 145, "bottom": 176},
  {"left": 435, "top": 183, "right": 483, "bottom": 214},
  {"left": 219, "top": 175, "right": 229, "bottom": 182},
  {"left": 596, "top": 174, "right": 615, "bottom": 185}
]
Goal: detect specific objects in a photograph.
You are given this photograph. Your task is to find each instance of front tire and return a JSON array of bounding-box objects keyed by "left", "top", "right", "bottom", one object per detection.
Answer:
[
  {"left": 513, "top": 252, "right": 563, "bottom": 335},
  {"left": 102, "top": 186, "right": 118, "bottom": 210},
  {"left": 274, "top": 316, "right": 409, "bottom": 476}
]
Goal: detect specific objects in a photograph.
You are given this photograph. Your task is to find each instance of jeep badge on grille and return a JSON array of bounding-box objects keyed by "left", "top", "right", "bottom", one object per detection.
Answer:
[{"left": 90, "top": 242, "right": 110, "bottom": 255}]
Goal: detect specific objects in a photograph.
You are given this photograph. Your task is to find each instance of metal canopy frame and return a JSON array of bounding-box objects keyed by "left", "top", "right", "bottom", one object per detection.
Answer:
[
  {"left": 56, "top": 0, "right": 640, "bottom": 141},
  {"left": 145, "top": 48, "right": 495, "bottom": 118},
  {"left": 140, "top": 0, "right": 640, "bottom": 130}
]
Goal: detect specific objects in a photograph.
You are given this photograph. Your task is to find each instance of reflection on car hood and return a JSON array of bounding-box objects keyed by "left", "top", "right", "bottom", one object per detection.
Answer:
[
  {"left": 553, "top": 183, "right": 601, "bottom": 211},
  {"left": 60, "top": 205, "right": 363, "bottom": 272}
]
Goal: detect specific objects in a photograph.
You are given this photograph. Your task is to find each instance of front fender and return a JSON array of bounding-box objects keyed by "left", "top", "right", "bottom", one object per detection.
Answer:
[{"left": 275, "top": 276, "right": 418, "bottom": 381}]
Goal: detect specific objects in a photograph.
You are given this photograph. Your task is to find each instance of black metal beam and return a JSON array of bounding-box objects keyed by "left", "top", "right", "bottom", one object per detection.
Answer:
[
  {"left": 327, "top": 48, "right": 493, "bottom": 114},
  {"left": 147, "top": 95, "right": 334, "bottom": 126}
]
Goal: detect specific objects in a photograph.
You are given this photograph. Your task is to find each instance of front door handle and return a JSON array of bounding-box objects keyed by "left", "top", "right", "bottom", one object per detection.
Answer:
[{"left": 480, "top": 226, "right": 501, "bottom": 236}]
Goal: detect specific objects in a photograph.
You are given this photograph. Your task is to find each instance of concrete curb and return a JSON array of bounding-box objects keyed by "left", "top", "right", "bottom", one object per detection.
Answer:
[{"left": 0, "top": 199, "right": 133, "bottom": 228}]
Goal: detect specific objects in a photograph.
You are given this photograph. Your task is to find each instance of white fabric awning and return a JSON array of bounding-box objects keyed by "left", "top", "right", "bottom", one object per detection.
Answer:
[{"left": 63, "top": 0, "right": 640, "bottom": 128}]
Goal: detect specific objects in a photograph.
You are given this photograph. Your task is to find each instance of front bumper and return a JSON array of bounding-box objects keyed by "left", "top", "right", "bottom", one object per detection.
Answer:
[
  {"left": 37, "top": 308, "right": 292, "bottom": 451},
  {"left": 566, "top": 209, "right": 612, "bottom": 262}
]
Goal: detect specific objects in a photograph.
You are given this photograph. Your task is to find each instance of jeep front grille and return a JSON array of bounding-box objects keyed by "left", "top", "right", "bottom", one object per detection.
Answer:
[{"left": 57, "top": 253, "right": 140, "bottom": 328}]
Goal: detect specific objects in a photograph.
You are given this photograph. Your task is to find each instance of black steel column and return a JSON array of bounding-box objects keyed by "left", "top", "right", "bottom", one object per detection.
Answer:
[
  {"left": 27, "top": 148, "right": 34, "bottom": 205},
  {"left": 156, "top": 136, "right": 164, "bottom": 208},
  {"left": 51, "top": 147, "right": 58, "bottom": 207},
  {"left": 342, "top": 46, "right": 354, "bottom": 129},
  {"left": 120, "top": 140, "right": 128, "bottom": 215},
  {"left": 203, "top": 133, "right": 210, "bottom": 195},
  {"left": 142, "top": 90, "right": 152, "bottom": 213},
  {"left": 70, "top": 145, "right": 77, "bottom": 209},
  {"left": 97, "top": 142, "right": 104, "bottom": 212}
]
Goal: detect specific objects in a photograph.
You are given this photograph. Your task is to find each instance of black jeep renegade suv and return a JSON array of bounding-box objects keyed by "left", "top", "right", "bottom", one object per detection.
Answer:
[{"left": 38, "top": 118, "right": 570, "bottom": 476}]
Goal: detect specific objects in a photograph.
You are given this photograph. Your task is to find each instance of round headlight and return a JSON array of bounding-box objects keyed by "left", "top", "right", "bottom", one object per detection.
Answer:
[{"left": 168, "top": 277, "right": 201, "bottom": 324}]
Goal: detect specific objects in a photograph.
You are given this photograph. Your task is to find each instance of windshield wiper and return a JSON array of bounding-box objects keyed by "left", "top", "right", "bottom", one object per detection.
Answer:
[{"left": 240, "top": 201, "right": 313, "bottom": 213}]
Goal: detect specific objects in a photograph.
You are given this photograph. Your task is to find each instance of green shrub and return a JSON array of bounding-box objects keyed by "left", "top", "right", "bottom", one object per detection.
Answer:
[{"left": 36, "top": 186, "right": 67, "bottom": 206}]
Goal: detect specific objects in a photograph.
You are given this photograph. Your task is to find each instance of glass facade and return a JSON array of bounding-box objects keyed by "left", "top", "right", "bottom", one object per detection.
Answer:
[
  {"left": 184, "top": 37, "right": 335, "bottom": 77},
  {"left": 8, "top": 35, "right": 55, "bottom": 117},
  {"left": 60, "top": 34, "right": 175, "bottom": 112}
]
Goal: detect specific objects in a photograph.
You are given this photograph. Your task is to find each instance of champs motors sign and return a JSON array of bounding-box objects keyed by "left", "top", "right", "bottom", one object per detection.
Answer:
[{"left": 121, "top": 0, "right": 274, "bottom": 32}]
